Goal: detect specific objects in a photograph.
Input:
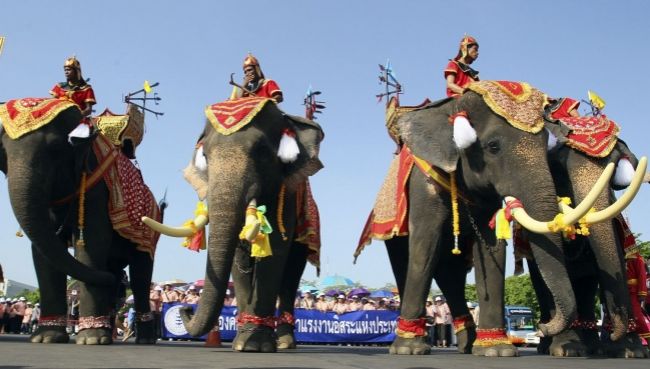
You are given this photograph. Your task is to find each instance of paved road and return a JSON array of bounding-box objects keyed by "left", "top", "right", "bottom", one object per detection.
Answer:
[{"left": 1, "top": 334, "right": 649, "bottom": 369}]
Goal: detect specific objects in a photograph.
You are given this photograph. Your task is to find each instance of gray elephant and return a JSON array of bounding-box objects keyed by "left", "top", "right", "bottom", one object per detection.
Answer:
[
  {"left": 0, "top": 98, "right": 162, "bottom": 345},
  {"left": 145, "top": 98, "right": 324, "bottom": 352},
  {"left": 525, "top": 101, "right": 648, "bottom": 358},
  {"left": 357, "top": 81, "right": 608, "bottom": 356}
]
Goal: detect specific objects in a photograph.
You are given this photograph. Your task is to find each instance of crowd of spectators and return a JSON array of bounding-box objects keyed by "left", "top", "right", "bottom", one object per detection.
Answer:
[
  {"left": 295, "top": 292, "right": 400, "bottom": 313},
  {"left": 0, "top": 297, "right": 39, "bottom": 334}
]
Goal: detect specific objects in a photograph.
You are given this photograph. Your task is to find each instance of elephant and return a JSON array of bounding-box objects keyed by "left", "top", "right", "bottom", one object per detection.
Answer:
[
  {"left": 358, "top": 81, "right": 609, "bottom": 356},
  {"left": 144, "top": 99, "right": 324, "bottom": 352},
  {"left": 524, "top": 109, "right": 649, "bottom": 357},
  {"left": 0, "top": 99, "right": 162, "bottom": 345}
]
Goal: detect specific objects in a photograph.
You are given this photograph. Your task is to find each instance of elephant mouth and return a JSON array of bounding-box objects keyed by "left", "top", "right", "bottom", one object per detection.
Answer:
[{"left": 507, "top": 161, "right": 615, "bottom": 234}]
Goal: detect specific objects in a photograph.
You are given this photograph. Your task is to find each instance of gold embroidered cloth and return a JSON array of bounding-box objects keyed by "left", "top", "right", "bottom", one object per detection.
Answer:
[
  {"left": 205, "top": 97, "right": 272, "bottom": 135},
  {"left": 0, "top": 98, "right": 78, "bottom": 139},
  {"left": 385, "top": 96, "right": 431, "bottom": 145},
  {"left": 93, "top": 134, "right": 161, "bottom": 258},
  {"left": 560, "top": 115, "right": 619, "bottom": 158},
  {"left": 294, "top": 179, "right": 322, "bottom": 268},
  {"left": 467, "top": 81, "right": 546, "bottom": 133}
]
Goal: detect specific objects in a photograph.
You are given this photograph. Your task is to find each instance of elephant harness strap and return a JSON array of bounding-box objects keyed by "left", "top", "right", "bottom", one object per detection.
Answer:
[
  {"left": 474, "top": 328, "right": 510, "bottom": 346},
  {"left": 236, "top": 312, "right": 276, "bottom": 328},
  {"left": 396, "top": 317, "right": 427, "bottom": 338}
]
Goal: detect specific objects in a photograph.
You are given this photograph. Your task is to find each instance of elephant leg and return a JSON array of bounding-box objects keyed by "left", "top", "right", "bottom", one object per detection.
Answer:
[
  {"left": 129, "top": 249, "right": 156, "bottom": 345},
  {"left": 472, "top": 237, "right": 517, "bottom": 357},
  {"left": 276, "top": 241, "right": 308, "bottom": 350},
  {"left": 30, "top": 243, "right": 69, "bottom": 344},
  {"left": 434, "top": 245, "right": 475, "bottom": 354},
  {"left": 74, "top": 194, "right": 114, "bottom": 345},
  {"left": 389, "top": 171, "right": 443, "bottom": 356},
  {"left": 527, "top": 258, "right": 553, "bottom": 355},
  {"left": 231, "top": 234, "right": 291, "bottom": 353},
  {"left": 385, "top": 236, "right": 409, "bottom": 300}
]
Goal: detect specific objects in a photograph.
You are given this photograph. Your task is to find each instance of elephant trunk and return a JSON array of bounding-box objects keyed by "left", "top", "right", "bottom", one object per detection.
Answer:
[
  {"left": 7, "top": 160, "right": 114, "bottom": 286},
  {"left": 520, "top": 189, "right": 577, "bottom": 336},
  {"left": 180, "top": 147, "right": 252, "bottom": 337}
]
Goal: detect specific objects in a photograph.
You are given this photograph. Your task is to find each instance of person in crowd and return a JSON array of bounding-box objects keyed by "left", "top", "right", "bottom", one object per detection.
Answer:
[
  {"left": 68, "top": 290, "right": 80, "bottom": 335},
  {"left": 233, "top": 53, "right": 283, "bottom": 103},
  {"left": 224, "top": 289, "right": 235, "bottom": 306},
  {"left": 50, "top": 56, "right": 96, "bottom": 120},
  {"left": 433, "top": 296, "right": 451, "bottom": 347},
  {"left": 30, "top": 303, "right": 40, "bottom": 334},
  {"left": 332, "top": 295, "right": 348, "bottom": 315},
  {"left": 425, "top": 298, "right": 435, "bottom": 344},
  {"left": 21, "top": 302, "right": 33, "bottom": 334},
  {"left": 444, "top": 35, "right": 479, "bottom": 97},
  {"left": 348, "top": 295, "right": 363, "bottom": 312},
  {"left": 161, "top": 283, "right": 179, "bottom": 303},
  {"left": 300, "top": 291, "right": 316, "bottom": 309},
  {"left": 0, "top": 298, "right": 6, "bottom": 334},
  {"left": 184, "top": 285, "right": 200, "bottom": 304},
  {"left": 13, "top": 297, "right": 26, "bottom": 334},
  {"left": 377, "top": 298, "right": 389, "bottom": 310},
  {"left": 468, "top": 302, "right": 479, "bottom": 327},
  {"left": 148, "top": 284, "right": 162, "bottom": 339},
  {"left": 361, "top": 298, "right": 376, "bottom": 311},
  {"left": 122, "top": 303, "right": 136, "bottom": 341},
  {"left": 315, "top": 293, "right": 330, "bottom": 313}
]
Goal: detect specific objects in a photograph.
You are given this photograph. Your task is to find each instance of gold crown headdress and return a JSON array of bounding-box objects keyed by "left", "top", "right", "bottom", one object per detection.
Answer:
[
  {"left": 64, "top": 55, "right": 83, "bottom": 81},
  {"left": 455, "top": 35, "right": 478, "bottom": 61},
  {"left": 242, "top": 52, "right": 264, "bottom": 79}
]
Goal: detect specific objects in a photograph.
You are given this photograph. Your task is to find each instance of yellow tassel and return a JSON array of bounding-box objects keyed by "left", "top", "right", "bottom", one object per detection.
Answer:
[
  {"left": 15, "top": 229, "right": 24, "bottom": 237},
  {"left": 76, "top": 172, "right": 87, "bottom": 248},
  {"left": 277, "top": 184, "right": 288, "bottom": 241},
  {"left": 239, "top": 205, "right": 273, "bottom": 258},
  {"left": 495, "top": 209, "right": 512, "bottom": 240},
  {"left": 250, "top": 233, "right": 272, "bottom": 257},
  {"left": 181, "top": 202, "right": 209, "bottom": 249},
  {"left": 450, "top": 172, "right": 461, "bottom": 255}
]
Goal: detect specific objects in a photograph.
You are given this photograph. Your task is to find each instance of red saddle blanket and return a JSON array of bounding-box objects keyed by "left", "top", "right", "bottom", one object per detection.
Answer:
[
  {"left": 204, "top": 97, "right": 273, "bottom": 135},
  {"left": 0, "top": 98, "right": 78, "bottom": 139},
  {"left": 560, "top": 115, "right": 619, "bottom": 157},
  {"left": 93, "top": 134, "right": 161, "bottom": 257},
  {"left": 295, "top": 179, "right": 322, "bottom": 269}
]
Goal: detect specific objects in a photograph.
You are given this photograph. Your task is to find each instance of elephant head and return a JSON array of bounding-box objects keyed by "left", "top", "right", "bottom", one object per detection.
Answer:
[
  {"left": 146, "top": 102, "right": 323, "bottom": 336},
  {"left": 0, "top": 104, "right": 114, "bottom": 286},
  {"left": 397, "top": 87, "right": 607, "bottom": 336}
]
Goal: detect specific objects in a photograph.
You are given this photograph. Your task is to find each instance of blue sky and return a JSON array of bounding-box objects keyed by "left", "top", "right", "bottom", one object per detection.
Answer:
[{"left": 1, "top": 1, "right": 649, "bottom": 290}]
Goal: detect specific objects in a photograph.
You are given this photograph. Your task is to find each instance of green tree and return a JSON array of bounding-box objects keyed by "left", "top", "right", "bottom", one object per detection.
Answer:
[
  {"left": 634, "top": 233, "right": 650, "bottom": 259},
  {"left": 16, "top": 289, "right": 40, "bottom": 304},
  {"left": 465, "top": 274, "right": 540, "bottom": 321}
]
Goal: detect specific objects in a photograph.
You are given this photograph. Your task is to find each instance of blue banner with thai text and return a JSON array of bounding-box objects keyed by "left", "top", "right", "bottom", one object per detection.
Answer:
[{"left": 161, "top": 303, "right": 398, "bottom": 343}]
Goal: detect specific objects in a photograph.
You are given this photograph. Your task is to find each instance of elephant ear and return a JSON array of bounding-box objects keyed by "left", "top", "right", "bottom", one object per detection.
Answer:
[
  {"left": 283, "top": 115, "right": 324, "bottom": 189},
  {"left": 183, "top": 127, "right": 210, "bottom": 200},
  {"left": 398, "top": 98, "right": 459, "bottom": 172}
]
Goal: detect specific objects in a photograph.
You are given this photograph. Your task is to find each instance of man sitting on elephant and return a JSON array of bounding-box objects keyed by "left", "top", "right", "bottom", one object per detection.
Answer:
[
  {"left": 49, "top": 56, "right": 96, "bottom": 121},
  {"left": 444, "top": 35, "right": 480, "bottom": 97},
  {"left": 232, "top": 53, "right": 283, "bottom": 103}
]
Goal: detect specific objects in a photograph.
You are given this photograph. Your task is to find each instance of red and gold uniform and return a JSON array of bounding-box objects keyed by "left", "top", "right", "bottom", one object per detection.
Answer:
[
  {"left": 241, "top": 79, "right": 281, "bottom": 99},
  {"left": 50, "top": 82, "right": 96, "bottom": 113},
  {"left": 617, "top": 216, "right": 650, "bottom": 342},
  {"left": 444, "top": 35, "right": 479, "bottom": 97}
]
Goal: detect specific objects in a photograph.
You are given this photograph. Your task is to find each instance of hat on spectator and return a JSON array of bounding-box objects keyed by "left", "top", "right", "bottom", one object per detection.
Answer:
[
  {"left": 189, "top": 285, "right": 196, "bottom": 290},
  {"left": 199, "top": 289, "right": 204, "bottom": 294},
  {"left": 0, "top": 298, "right": 4, "bottom": 303},
  {"left": 20, "top": 297, "right": 26, "bottom": 301},
  {"left": 337, "top": 294, "right": 345, "bottom": 299},
  {"left": 351, "top": 295, "right": 359, "bottom": 299},
  {"left": 154, "top": 285, "right": 163, "bottom": 291},
  {"left": 317, "top": 293, "right": 325, "bottom": 297},
  {"left": 226, "top": 289, "right": 231, "bottom": 295},
  {"left": 434, "top": 296, "right": 442, "bottom": 302},
  {"left": 71, "top": 290, "right": 78, "bottom": 296},
  {"left": 35, "top": 303, "right": 40, "bottom": 306},
  {"left": 467, "top": 302, "right": 475, "bottom": 308},
  {"left": 426, "top": 297, "right": 433, "bottom": 303}
]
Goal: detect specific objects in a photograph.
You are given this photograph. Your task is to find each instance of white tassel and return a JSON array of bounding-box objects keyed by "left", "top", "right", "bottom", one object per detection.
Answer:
[
  {"left": 614, "top": 158, "right": 634, "bottom": 187},
  {"left": 67, "top": 123, "right": 90, "bottom": 144},
  {"left": 452, "top": 115, "right": 477, "bottom": 149},
  {"left": 194, "top": 145, "right": 207, "bottom": 172},
  {"left": 278, "top": 129, "right": 300, "bottom": 163},
  {"left": 546, "top": 128, "right": 558, "bottom": 151}
]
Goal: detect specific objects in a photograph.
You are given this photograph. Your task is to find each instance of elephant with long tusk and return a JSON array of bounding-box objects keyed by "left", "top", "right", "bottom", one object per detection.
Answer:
[{"left": 522, "top": 98, "right": 650, "bottom": 358}]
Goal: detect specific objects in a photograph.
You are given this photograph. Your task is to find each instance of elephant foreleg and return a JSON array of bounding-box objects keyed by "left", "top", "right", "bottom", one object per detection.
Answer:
[
  {"left": 30, "top": 243, "right": 69, "bottom": 344},
  {"left": 385, "top": 236, "right": 409, "bottom": 300},
  {"left": 129, "top": 249, "right": 156, "bottom": 344}
]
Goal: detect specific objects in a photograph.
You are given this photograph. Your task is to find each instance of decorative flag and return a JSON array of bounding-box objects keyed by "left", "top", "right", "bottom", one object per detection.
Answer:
[
  {"left": 0, "top": 36, "right": 5, "bottom": 56},
  {"left": 143, "top": 80, "right": 152, "bottom": 94},
  {"left": 588, "top": 90, "right": 606, "bottom": 110}
]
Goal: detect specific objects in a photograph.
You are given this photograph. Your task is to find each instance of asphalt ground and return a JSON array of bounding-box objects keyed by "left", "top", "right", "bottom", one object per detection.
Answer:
[{"left": 1, "top": 334, "right": 649, "bottom": 369}]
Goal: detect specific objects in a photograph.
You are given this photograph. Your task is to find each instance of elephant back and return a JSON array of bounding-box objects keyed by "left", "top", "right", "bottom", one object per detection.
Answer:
[{"left": 0, "top": 97, "right": 79, "bottom": 139}]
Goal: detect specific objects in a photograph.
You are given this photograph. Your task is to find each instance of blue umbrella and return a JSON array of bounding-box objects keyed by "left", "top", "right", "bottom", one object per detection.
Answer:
[
  {"left": 319, "top": 274, "right": 354, "bottom": 288},
  {"left": 325, "top": 289, "right": 343, "bottom": 297},
  {"left": 299, "top": 285, "right": 319, "bottom": 293},
  {"left": 348, "top": 287, "right": 370, "bottom": 297},
  {"left": 370, "top": 290, "right": 394, "bottom": 298}
]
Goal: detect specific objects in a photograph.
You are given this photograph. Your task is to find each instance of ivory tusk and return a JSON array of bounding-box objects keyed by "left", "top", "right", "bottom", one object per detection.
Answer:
[
  {"left": 508, "top": 162, "right": 615, "bottom": 234},
  {"left": 644, "top": 172, "right": 650, "bottom": 183},
  {"left": 141, "top": 214, "right": 208, "bottom": 238},
  {"left": 575, "top": 156, "right": 647, "bottom": 224},
  {"left": 505, "top": 196, "right": 556, "bottom": 234},
  {"left": 557, "top": 162, "right": 616, "bottom": 226}
]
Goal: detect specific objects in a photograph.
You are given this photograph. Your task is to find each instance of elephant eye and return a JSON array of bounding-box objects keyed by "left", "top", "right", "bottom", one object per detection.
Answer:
[{"left": 486, "top": 139, "right": 500, "bottom": 154}]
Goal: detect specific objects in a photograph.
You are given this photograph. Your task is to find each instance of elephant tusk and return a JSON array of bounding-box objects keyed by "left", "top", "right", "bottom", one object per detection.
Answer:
[
  {"left": 508, "top": 162, "right": 615, "bottom": 234},
  {"left": 644, "top": 172, "right": 650, "bottom": 183},
  {"left": 142, "top": 214, "right": 208, "bottom": 238},
  {"left": 561, "top": 157, "right": 647, "bottom": 225}
]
